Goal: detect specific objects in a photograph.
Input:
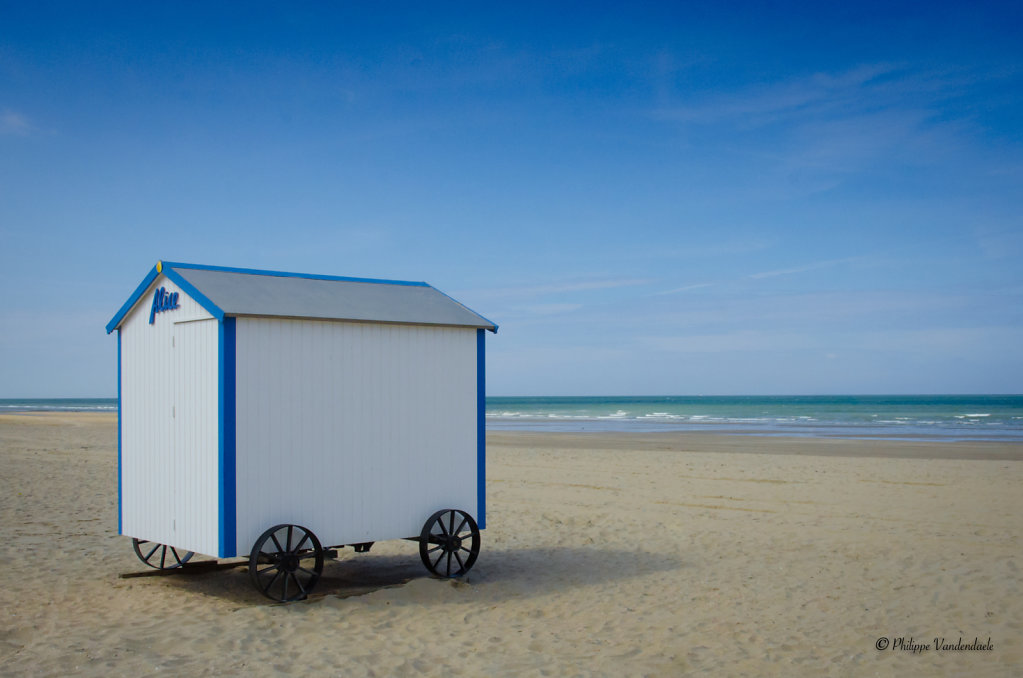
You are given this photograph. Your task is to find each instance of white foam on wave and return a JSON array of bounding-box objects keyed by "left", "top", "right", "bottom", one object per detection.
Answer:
[{"left": 0, "top": 405, "right": 116, "bottom": 411}]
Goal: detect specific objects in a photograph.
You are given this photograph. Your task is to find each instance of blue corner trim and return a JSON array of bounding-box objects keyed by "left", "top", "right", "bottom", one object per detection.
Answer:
[
  {"left": 161, "top": 267, "right": 225, "bottom": 321},
  {"left": 476, "top": 328, "right": 486, "bottom": 529},
  {"left": 117, "top": 330, "right": 122, "bottom": 535},
  {"left": 161, "top": 261, "right": 430, "bottom": 287},
  {"left": 218, "top": 317, "right": 237, "bottom": 557},
  {"left": 106, "top": 265, "right": 160, "bottom": 333}
]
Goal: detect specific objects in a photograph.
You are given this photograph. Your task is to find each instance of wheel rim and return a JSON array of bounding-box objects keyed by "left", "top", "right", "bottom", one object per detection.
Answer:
[
  {"left": 132, "top": 538, "right": 194, "bottom": 569},
  {"left": 419, "top": 509, "right": 480, "bottom": 577},
  {"left": 249, "top": 524, "right": 324, "bottom": 602}
]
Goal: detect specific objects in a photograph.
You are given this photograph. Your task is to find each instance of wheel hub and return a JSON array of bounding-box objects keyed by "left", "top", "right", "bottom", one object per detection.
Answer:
[{"left": 282, "top": 553, "right": 300, "bottom": 572}]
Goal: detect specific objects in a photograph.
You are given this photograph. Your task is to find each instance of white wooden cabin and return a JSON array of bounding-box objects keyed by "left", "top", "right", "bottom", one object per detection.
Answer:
[{"left": 106, "top": 262, "right": 496, "bottom": 586}]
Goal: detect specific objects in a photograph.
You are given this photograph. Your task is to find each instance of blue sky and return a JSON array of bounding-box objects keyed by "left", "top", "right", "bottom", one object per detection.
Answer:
[{"left": 2, "top": 2, "right": 1021, "bottom": 396}]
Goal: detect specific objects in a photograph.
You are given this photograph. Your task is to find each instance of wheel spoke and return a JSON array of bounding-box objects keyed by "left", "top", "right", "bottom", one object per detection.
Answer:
[
  {"left": 270, "top": 533, "right": 285, "bottom": 554},
  {"left": 431, "top": 551, "right": 445, "bottom": 570},
  {"left": 262, "top": 569, "right": 282, "bottom": 594},
  {"left": 286, "top": 525, "right": 294, "bottom": 552},
  {"left": 448, "top": 511, "right": 456, "bottom": 536},
  {"left": 282, "top": 571, "right": 290, "bottom": 600},
  {"left": 171, "top": 548, "right": 183, "bottom": 566},
  {"left": 257, "top": 565, "right": 277, "bottom": 576},
  {"left": 445, "top": 551, "right": 453, "bottom": 577},
  {"left": 159, "top": 546, "right": 167, "bottom": 569},
  {"left": 298, "top": 549, "right": 320, "bottom": 560},
  {"left": 144, "top": 543, "right": 160, "bottom": 561},
  {"left": 454, "top": 516, "right": 467, "bottom": 536},
  {"left": 290, "top": 572, "right": 306, "bottom": 596},
  {"left": 427, "top": 545, "right": 443, "bottom": 554},
  {"left": 294, "top": 532, "right": 310, "bottom": 552},
  {"left": 453, "top": 550, "right": 465, "bottom": 572},
  {"left": 297, "top": 566, "right": 317, "bottom": 578}
]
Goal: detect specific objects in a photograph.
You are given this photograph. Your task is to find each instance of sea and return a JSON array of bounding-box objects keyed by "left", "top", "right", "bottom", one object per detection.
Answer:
[
  {"left": 486, "top": 395, "right": 1023, "bottom": 442},
  {"left": 3, "top": 395, "right": 1022, "bottom": 442}
]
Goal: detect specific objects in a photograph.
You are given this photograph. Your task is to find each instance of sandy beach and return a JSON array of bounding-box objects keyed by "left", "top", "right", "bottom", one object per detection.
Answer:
[{"left": 1, "top": 413, "right": 1020, "bottom": 677}]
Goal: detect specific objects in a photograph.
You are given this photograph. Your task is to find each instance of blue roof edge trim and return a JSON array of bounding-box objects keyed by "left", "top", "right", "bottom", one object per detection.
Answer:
[
  {"left": 161, "top": 266, "right": 226, "bottom": 321},
  {"left": 105, "top": 263, "right": 228, "bottom": 333},
  {"left": 428, "top": 284, "right": 499, "bottom": 333},
  {"left": 161, "top": 261, "right": 430, "bottom": 287},
  {"left": 106, "top": 265, "right": 160, "bottom": 333}
]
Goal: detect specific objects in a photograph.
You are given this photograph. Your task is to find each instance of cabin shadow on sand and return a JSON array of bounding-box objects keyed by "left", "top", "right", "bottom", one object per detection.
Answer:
[{"left": 149, "top": 544, "right": 686, "bottom": 606}]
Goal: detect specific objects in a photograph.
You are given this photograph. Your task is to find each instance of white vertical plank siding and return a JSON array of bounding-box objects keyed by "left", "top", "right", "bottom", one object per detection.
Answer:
[
  {"left": 120, "top": 276, "right": 220, "bottom": 556},
  {"left": 234, "top": 318, "right": 478, "bottom": 554}
]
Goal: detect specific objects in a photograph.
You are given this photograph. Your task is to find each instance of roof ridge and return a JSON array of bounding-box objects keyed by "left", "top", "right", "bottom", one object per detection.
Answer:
[{"left": 163, "top": 261, "right": 429, "bottom": 287}]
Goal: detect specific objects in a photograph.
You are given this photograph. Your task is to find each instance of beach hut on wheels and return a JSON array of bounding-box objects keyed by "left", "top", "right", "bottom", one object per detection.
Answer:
[{"left": 106, "top": 261, "right": 496, "bottom": 601}]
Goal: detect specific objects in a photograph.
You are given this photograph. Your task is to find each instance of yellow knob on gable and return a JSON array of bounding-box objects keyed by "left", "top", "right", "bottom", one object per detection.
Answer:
[{"left": 156, "top": 261, "right": 163, "bottom": 274}]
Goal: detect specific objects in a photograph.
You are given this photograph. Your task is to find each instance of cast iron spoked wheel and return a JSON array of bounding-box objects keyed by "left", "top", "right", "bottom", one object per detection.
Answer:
[
  {"left": 132, "top": 538, "right": 194, "bottom": 570},
  {"left": 419, "top": 509, "right": 480, "bottom": 578},
  {"left": 248, "top": 524, "right": 324, "bottom": 603}
]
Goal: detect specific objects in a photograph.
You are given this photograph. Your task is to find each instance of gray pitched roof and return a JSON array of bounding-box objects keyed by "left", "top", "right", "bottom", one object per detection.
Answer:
[{"left": 107, "top": 262, "right": 497, "bottom": 333}]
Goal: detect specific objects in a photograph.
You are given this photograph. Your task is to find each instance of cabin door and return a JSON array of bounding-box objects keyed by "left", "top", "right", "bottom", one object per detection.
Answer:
[{"left": 169, "top": 318, "right": 220, "bottom": 554}]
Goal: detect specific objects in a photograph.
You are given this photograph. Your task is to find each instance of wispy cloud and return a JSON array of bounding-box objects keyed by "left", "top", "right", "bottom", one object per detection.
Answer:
[
  {"left": 651, "top": 63, "right": 983, "bottom": 130},
  {"left": 651, "top": 63, "right": 997, "bottom": 198},
  {"left": 637, "top": 326, "right": 1023, "bottom": 356},
  {"left": 468, "top": 277, "right": 652, "bottom": 300},
  {"left": 1, "top": 109, "right": 36, "bottom": 136},
  {"left": 748, "top": 257, "right": 859, "bottom": 280},
  {"left": 638, "top": 330, "right": 816, "bottom": 353},
  {"left": 657, "top": 282, "right": 713, "bottom": 295},
  {"left": 652, "top": 63, "right": 900, "bottom": 126},
  {"left": 518, "top": 303, "right": 582, "bottom": 315},
  {"left": 975, "top": 226, "right": 1023, "bottom": 260}
]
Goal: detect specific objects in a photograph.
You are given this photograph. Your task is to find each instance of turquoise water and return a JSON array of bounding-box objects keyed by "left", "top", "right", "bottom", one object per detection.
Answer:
[
  {"left": 0, "top": 398, "right": 117, "bottom": 412},
  {"left": 5, "top": 396, "right": 1022, "bottom": 441},
  {"left": 486, "top": 395, "right": 1023, "bottom": 441}
]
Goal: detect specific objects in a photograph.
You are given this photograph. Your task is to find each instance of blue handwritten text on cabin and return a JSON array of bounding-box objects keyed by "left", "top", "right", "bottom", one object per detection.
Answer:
[{"left": 149, "top": 287, "right": 180, "bottom": 324}]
